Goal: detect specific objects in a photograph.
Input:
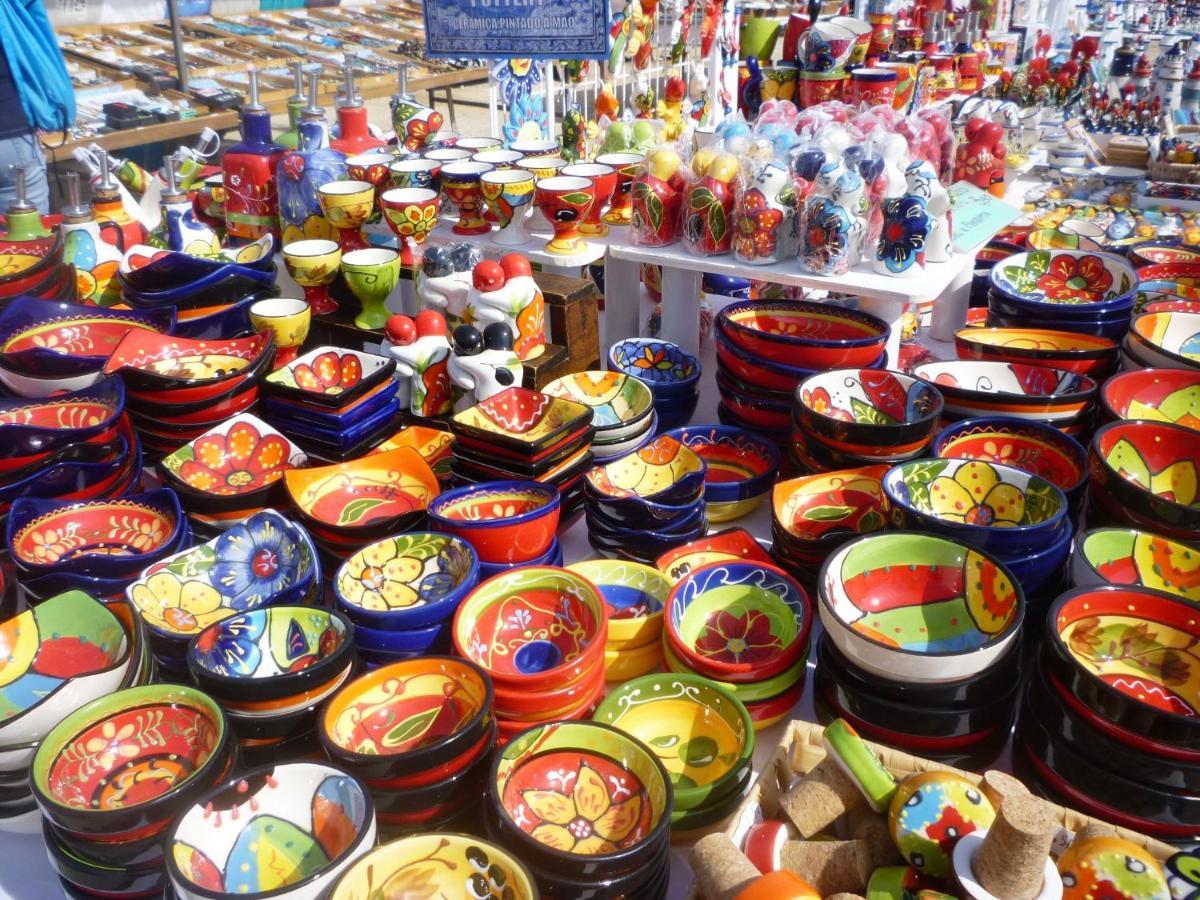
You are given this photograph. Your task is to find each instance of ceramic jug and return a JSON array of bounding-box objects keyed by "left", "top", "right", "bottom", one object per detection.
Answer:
[{"left": 277, "top": 76, "right": 349, "bottom": 245}]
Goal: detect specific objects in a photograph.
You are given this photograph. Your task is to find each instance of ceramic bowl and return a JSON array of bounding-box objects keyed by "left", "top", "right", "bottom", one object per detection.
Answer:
[
  {"left": 593, "top": 673, "right": 753, "bottom": 811},
  {"left": 716, "top": 300, "right": 890, "bottom": 369},
  {"left": 1126, "top": 311, "right": 1200, "bottom": 371},
  {"left": 999, "top": 522, "right": 1074, "bottom": 597},
  {"left": 589, "top": 412, "right": 657, "bottom": 460},
  {"left": 30, "top": 683, "right": 233, "bottom": 839},
  {"left": 333, "top": 532, "right": 478, "bottom": 629},
  {"left": 587, "top": 511, "right": 709, "bottom": 565},
  {"left": 986, "top": 310, "right": 1133, "bottom": 342},
  {"left": 772, "top": 465, "right": 890, "bottom": 544},
  {"left": 1100, "top": 368, "right": 1200, "bottom": 433},
  {"left": 716, "top": 370, "right": 793, "bottom": 432},
  {"left": 476, "top": 537, "right": 563, "bottom": 581},
  {"left": 18, "top": 567, "right": 139, "bottom": 605},
  {"left": 544, "top": 371, "right": 654, "bottom": 440},
  {"left": 585, "top": 435, "right": 706, "bottom": 506},
  {"left": 123, "top": 266, "right": 275, "bottom": 312},
  {"left": 492, "top": 654, "right": 607, "bottom": 720},
  {"left": 912, "top": 360, "right": 1098, "bottom": 422},
  {"left": 1070, "top": 527, "right": 1200, "bottom": 605},
  {"left": 488, "top": 720, "right": 672, "bottom": 877},
  {"left": 1089, "top": 420, "right": 1200, "bottom": 539},
  {"left": 451, "top": 386, "right": 593, "bottom": 456},
  {"left": 453, "top": 566, "right": 607, "bottom": 691},
  {"left": 167, "top": 762, "right": 376, "bottom": 900},
  {"left": 427, "top": 480, "right": 560, "bottom": 565},
  {"left": 883, "top": 458, "right": 1069, "bottom": 557},
  {"left": 0, "top": 376, "right": 124, "bottom": 460},
  {"left": 264, "top": 346, "right": 397, "bottom": 409},
  {"left": 0, "top": 363, "right": 104, "bottom": 399},
  {"left": 819, "top": 531, "right": 1024, "bottom": 683},
  {"left": 604, "top": 640, "right": 663, "bottom": 681},
  {"left": 714, "top": 326, "right": 885, "bottom": 394},
  {"left": 567, "top": 559, "right": 669, "bottom": 648},
  {"left": 989, "top": 249, "right": 1137, "bottom": 310},
  {"left": 795, "top": 369, "right": 943, "bottom": 457},
  {"left": 353, "top": 618, "right": 452, "bottom": 656},
  {"left": 663, "top": 425, "right": 780, "bottom": 508},
  {"left": 665, "top": 561, "right": 811, "bottom": 683},
  {"left": 0, "top": 591, "right": 132, "bottom": 748},
  {"left": 954, "top": 327, "right": 1120, "bottom": 379},
  {"left": 319, "top": 656, "right": 494, "bottom": 781},
  {"left": 932, "top": 417, "right": 1088, "bottom": 511},
  {"left": 102, "top": 330, "right": 274, "bottom": 395},
  {"left": 119, "top": 250, "right": 272, "bottom": 293},
  {"left": 608, "top": 338, "right": 701, "bottom": 398}
]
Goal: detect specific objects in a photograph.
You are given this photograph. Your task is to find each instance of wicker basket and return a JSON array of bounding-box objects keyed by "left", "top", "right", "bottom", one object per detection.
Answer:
[{"left": 722, "top": 719, "right": 1177, "bottom": 862}]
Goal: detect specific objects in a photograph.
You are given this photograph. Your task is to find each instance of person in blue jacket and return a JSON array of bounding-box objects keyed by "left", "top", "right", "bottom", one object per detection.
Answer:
[{"left": 0, "top": 0, "right": 76, "bottom": 213}]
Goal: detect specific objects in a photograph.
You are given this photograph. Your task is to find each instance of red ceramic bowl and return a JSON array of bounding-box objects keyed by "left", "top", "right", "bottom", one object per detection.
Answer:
[
  {"left": 954, "top": 327, "right": 1120, "bottom": 379},
  {"left": 492, "top": 654, "right": 606, "bottom": 719},
  {"left": 426, "top": 480, "right": 560, "bottom": 564},
  {"left": 1136, "top": 262, "right": 1200, "bottom": 286},
  {"left": 716, "top": 300, "right": 890, "bottom": 369},
  {"left": 1089, "top": 420, "right": 1200, "bottom": 538},
  {"left": 1101, "top": 368, "right": 1200, "bottom": 432},
  {"left": 364, "top": 720, "right": 497, "bottom": 791},
  {"left": 716, "top": 371, "right": 792, "bottom": 431},
  {"left": 102, "top": 331, "right": 274, "bottom": 398}
]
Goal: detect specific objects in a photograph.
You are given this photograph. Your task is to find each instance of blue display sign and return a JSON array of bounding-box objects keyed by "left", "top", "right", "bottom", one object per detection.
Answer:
[{"left": 423, "top": 0, "right": 610, "bottom": 60}]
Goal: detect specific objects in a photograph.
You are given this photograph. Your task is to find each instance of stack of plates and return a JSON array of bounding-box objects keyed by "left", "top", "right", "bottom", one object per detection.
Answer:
[
  {"left": 544, "top": 370, "right": 657, "bottom": 462},
  {"left": 1122, "top": 310, "right": 1200, "bottom": 373}
]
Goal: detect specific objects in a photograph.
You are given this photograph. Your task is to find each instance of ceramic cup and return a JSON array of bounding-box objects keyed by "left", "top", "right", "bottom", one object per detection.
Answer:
[
  {"left": 440, "top": 161, "right": 495, "bottom": 235},
  {"left": 509, "top": 138, "right": 560, "bottom": 156},
  {"left": 481, "top": 169, "right": 537, "bottom": 246},
  {"left": 341, "top": 247, "right": 401, "bottom": 331},
  {"left": 248, "top": 296, "right": 311, "bottom": 368},
  {"left": 596, "top": 152, "right": 645, "bottom": 225},
  {"left": 346, "top": 151, "right": 394, "bottom": 221},
  {"left": 424, "top": 147, "right": 472, "bottom": 166},
  {"left": 282, "top": 238, "right": 342, "bottom": 316},
  {"left": 517, "top": 155, "right": 570, "bottom": 180},
  {"left": 455, "top": 136, "right": 504, "bottom": 153},
  {"left": 388, "top": 158, "right": 442, "bottom": 192},
  {"left": 472, "top": 149, "right": 525, "bottom": 170},
  {"left": 799, "top": 21, "right": 855, "bottom": 72},
  {"left": 562, "top": 163, "right": 618, "bottom": 237},
  {"left": 317, "top": 180, "right": 374, "bottom": 253},
  {"left": 380, "top": 187, "right": 441, "bottom": 265},
  {"left": 535, "top": 175, "right": 595, "bottom": 256}
]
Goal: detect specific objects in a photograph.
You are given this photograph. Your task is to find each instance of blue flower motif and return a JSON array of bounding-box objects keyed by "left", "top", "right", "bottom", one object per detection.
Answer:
[
  {"left": 212, "top": 518, "right": 299, "bottom": 609},
  {"left": 193, "top": 611, "right": 266, "bottom": 677},
  {"left": 877, "top": 196, "right": 931, "bottom": 274}
]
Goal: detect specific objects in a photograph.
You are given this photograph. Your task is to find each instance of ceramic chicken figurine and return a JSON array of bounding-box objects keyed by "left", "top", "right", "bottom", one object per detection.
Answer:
[
  {"left": 954, "top": 119, "right": 1006, "bottom": 197},
  {"left": 472, "top": 254, "right": 546, "bottom": 361},
  {"left": 384, "top": 309, "right": 454, "bottom": 419},
  {"left": 448, "top": 322, "right": 523, "bottom": 410},
  {"left": 417, "top": 243, "right": 484, "bottom": 333}
]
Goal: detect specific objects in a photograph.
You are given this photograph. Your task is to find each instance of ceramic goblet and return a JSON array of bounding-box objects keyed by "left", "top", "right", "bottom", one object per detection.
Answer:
[
  {"left": 342, "top": 247, "right": 401, "bottom": 330},
  {"left": 481, "top": 169, "right": 537, "bottom": 247},
  {"left": 535, "top": 175, "right": 595, "bottom": 256},
  {"left": 517, "top": 155, "right": 570, "bottom": 181},
  {"left": 249, "top": 296, "right": 311, "bottom": 368},
  {"left": 380, "top": 187, "right": 441, "bottom": 266},
  {"left": 562, "top": 162, "right": 617, "bottom": 237},
  {"left": 456, "top": 136, "right": 504, "bottom": 153},
  {"left": 440, "top": 161, "right": 494, "bottom": 235},
  {"left": 346, "top": 151, "right": 395, "bottom": 222},
  {"left": 423, "top": 147, "right": 472, "bottom": 167},
  {"left": 473, "top": 149, "right": 524, "bottom": 170},
  {"left": 317, "top": 180, "right": 374, "bottom": 253},
  {"left": 509, "top": 138, "right": 560, "bottom": 156},
  {"left": 388, "top": 158, "right": 442, "bottom": 193},
  {"left": 282, "top": 239, "right": 342, "bottom": 316},
  {"left": 596, "top": 152, "right": 646, "bottom": 225}
]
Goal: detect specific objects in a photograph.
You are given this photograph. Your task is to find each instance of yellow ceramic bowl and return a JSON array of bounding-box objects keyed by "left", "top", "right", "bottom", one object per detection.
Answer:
[
  {"left": 317, "top": 180, "right": 375, "bottom": 228},
  {"left": 567, "top": 559, "right": 668, "bottom": 647},
  {"left": 706, "top": 494, "right": 768, "bottom": 522},
  {"left": 281, "top": 239, "right": 341, "bottom": 288},
  {"left": 604, "top": 640, "right": 662, "bottom": 682}
]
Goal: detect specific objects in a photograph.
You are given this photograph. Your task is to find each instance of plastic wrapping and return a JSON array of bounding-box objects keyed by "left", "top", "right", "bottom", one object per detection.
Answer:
[{"left": 631, "top": 142, "right": 689, "bottom": 247}]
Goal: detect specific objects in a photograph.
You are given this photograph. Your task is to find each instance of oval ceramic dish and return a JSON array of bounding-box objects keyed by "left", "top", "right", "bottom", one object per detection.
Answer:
[
  {"left": 426, "top": 480, "right": 560, "bottom": 565},
  {"left": 1070, "top": 527, "right": 1200, "bottom": 604},
  {"left": 912, "top": 360, "right": 1097, "bottom": 422},
  {"left": 953, "top": 327, "right": 1120, "bottom": 379},
  {"left": 1100, "top": 368, "right": 1200, "bottom": 432},
  {"left": 988, "top": 249, "right": 1137, "bottom": 311},
  {"left": 772, "top": 465, "right": 890, "bottom": 544}
]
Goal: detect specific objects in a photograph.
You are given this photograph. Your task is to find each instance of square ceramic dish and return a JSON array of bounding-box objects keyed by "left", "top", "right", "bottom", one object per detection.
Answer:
[
  {"left": 269, "top": 398, "right": 403, "bottom": 452},
  {"left": 260, "top": 378, "right": 397, "bottom": 429},
  {"left": 263, "top": 347, "right": 397, "bottom": 409},
  {"left": 451, "top": 386, "right": 593, "bottom": 455}
]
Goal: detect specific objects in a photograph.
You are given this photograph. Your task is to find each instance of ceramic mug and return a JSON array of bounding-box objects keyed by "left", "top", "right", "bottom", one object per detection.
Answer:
[
  {"left": 829, "top": 16, "right": 872, "bottom": 66},
  {"left": 249, "top": 296, "right": 310, "bottom": 368},
  {"left": 849, "top": 68, "right": 898, "bottom": 107},
  {"left": 761, "top": 64, "right": 800, "bottom": 102},
  {"left": 799, "top": 21, "right": 855, "bottom": 72},
  {"left": 799, "top": 70, "right": 847, "bottom": 108},
  {"left": 740, "top": 15, "right": 782, "bottom": 61}
]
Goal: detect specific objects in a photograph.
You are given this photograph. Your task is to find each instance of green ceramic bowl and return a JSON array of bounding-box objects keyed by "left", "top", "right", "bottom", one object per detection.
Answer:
[{"left": 661, "top": 639, "right": 808, "bottom": 703}]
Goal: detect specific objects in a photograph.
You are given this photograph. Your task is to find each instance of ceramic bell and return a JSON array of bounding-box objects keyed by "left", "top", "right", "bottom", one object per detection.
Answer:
[
  {"left": 384, "top": 309, "right": 455, "bottom": 418},
  {"left": 472, "top": 254, "right": 546, "bottom": 361},
  {"left": 59, "top": 172, "right": 122, "bottom": 307},
  {"left": 734, "top": 161, "right": 798, "bottom": 265},
  {"left": 417, "top": 242, "right": 483, "bottom": 333},
  {"left": 277, "top": 70, "right": 349, "bottom": 245},
  {"left": 874, "top": 168, "right": 931, "bottom": 277},
  {"left": 906, "top": 160, "right": 952, "bottom": 262},
  {"left": 448, "top": 322, "right": 523, "bottom": 409},
  {"left": 800, "top": 159, "right": 863, "bottom": 276}
]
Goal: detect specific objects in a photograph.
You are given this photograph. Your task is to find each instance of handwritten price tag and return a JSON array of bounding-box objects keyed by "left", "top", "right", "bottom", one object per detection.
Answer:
[{"left": 949, "top": 181, "right": 1022, "bottom": 253}]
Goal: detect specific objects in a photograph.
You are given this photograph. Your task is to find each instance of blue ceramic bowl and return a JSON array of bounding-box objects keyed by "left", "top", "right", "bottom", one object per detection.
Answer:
[
  {"left": 353, "top": 616, "right": 453, "bottom": 654},
  {"left": 21, "top": 568, "right": 143, "bottom": 604},
  {"left": 0, "top": 417, "right": 140, "bottom": 508},
  {"left": 988, "top": 249, "right": 1137, "bottom": 316},
  {"left": 169, "top": 295, "right": 258, "bottom": 341},
  {"left": 0, "top": 377, "right": 124, "bottom": 459},
  {"left": 654, "top": 393, "right": 699, "bottom": 431},
  {"left": 883, "top": 457, "right": 1071, "bottom": 557},
  {"left": 665, "top": 425, "right": 781, "bottom": 504},
  {"left": 588, "top": 500, "right": 705, "bottom": 537},
  {"left": 123, "top": 268, "right": 277, "bottom": 311},
  {"left": 608, "top": 338, "right": 701, "bottom": 398},
  {"left": 119, "top": 252, "right": 271, "bottom": 294},
  {"left": 987, "top": 290, "right": 1134, "bottom": 322},
  {"left": 986, "top": 311, "right": 1132, "bottom": 341},
  {"left": 477, "top": 537, "right": 562, "bottom": 580},
  {"left": 587, "top": 512, "right": 709, "bottom": 561},
  {"left": 262, "top": 384, "right": 398, "bottom": 430},
  {"left": 1000, "top": 523, "right": 1073, "bottom": 597},
  {"left": 583, "top": 487, "right": 703, "bottom": 528}
]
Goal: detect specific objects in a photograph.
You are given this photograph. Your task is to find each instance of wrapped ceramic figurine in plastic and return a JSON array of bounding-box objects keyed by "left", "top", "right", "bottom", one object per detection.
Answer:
[
  {"left": 683, "top": 146, "right": 739, "bottom": 256},
  {"left": 906, "top": 159, "right": 952, "bottom": 262},
  {"left": 632, "top": 141, "right": 688, "bottom": 247},
  {"left": 734, "top": 152, "right": 800, "bottom": 266},
  {"left": 874, "top": 160, "right": 932, "bottom": 277},
  {"left": 384, "top": 309, "right": 454, "bottom": 418},
  {"left": 801, "top": 155, "right": 867, "bottom": 275}
]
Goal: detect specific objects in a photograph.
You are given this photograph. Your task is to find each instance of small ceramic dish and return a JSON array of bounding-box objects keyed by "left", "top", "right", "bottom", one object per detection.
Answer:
[
  {"left": 714, "top": 325, "right": 887, "bottom": 395},
  {"left": 261, "top": 378, "right": 395, "bottom": 429},
  {"left": 1129, "top": 242, "right": 1200, "bottom": 267},
  {"left": 716, "top": 300, "right": 890, "bottom": 369},
  {"left": 488, "top": 720, "right": 672, "bottom": 877},
  {"left": 451, "top": 386, "right": 594, "bottom": 455},
  {"left": 954, "top": 327, "right": 1120, "bottom": 379},
  {"left": 819, "top": 531, "right": 1024, "bottom": 683},
  {"left": 567, "top": 559, "right": 669, "bottom": 648},
  {"left": 772, "top": 465, "right": 890, "bottom": 544},
  {"left": 988, "top": 249, "right": 1137, "bottom": 311},
  {"left": 585, "top": 435, "right": 706, "bottom": 506},
  {"left": 0, "top": 363, "right": 104, "bottom": 399},
  {"left": 883, "top": 458, "right": 1069, "bottom": 557},
  {"left": 716, "top": 370, "right": 793, "bottom": 431},
  {"left": 1100, "top": 368, "right": 1200, "bottom": 432},
  {"left": 30, "top": 683, "right": 233, "bottom": 839},
  {"left": 608, "top": 337, "right": 701, "bottom": 397},
  {"left": 589, "top": 411, "right": 657, "bottom": 456},
  {"left": 18, "top": 567, "right": 137, "bottom": 605},
  {"left": 1126, "top": 311, "right": 1200, "bottom": 371},
  {"left": 102, "top": 330, "right": 273, "bottom": 394},
  {"left": 1089, "top": 420, "right": 1200, "bottom": 539},
  {"left": 328, "top": 833, "right": 537, "bottom": 900},
  {"left": 45, "top": 821, "right": 165, "bottom": 898},
  {"left": 664, "top": 425, "right": 780, "bottom": 507},
  {"left": 319, "top": 656, "right": 494, "bottom": 781},
  {"left": 912, "top": 360, "right": 1097, "bottom": 422},
  {"left": 998, "top": 522, "right": 1074, "bottom": 597},
  {"left": 333, "top": 532, "right": 478, "bottom": 629},
  {"left": 0, "top": 376, "right": 124, "bottom": 459},
  {"left": 604, "top": 640, "right": 663, "bottom": 681},
  {"left": 427, "top": 480, "right": 561, "bottom": 565},
  {"left": 795, "top": 369, "right": 943, "bottom": 456},
  {"left": 453, "top": 566, "right": 607, "bottom": 691},
  {"left": 519, "top": 844, "right": 670, "bottom": 899},
  {"left": 652, "top": 528, "right": 769, "bottom": 584},
  {"left": 593, "top": 673, "right": 754, "bottom": 811},
  {"left": 167, "top": 762, "right": 376, "bottom": 900},
  {"left": 544, "top": 370, "right": 654, "bottom": 438},
  {"left": 263, "top": 346, "right": 396, "bottom": 409},
  {"left": 371, "top": 425, "right": 454, "bottom": 478},
  {"left": 1070, "top": 527, "right": 1200, "bottom": 604},
  {"left": 353, "top": 618, "right": 451, "bottom": 656},
  {"left": 587, "top": 500, "right": 705, "bottom": 538}
]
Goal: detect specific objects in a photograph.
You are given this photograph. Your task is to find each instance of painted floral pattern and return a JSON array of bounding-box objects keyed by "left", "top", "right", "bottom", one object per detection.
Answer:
[
  {"left": 876, "top": 196, "right": 929, "bottom": 275},
  {"left": 167, "top": 420, "right": 294, "bottom": 495},
  {"left": 521, "top": 763, "right": 643, "bottom": 854},
  {"left": 1037, "top": 254, "right": 1114, "bottom": 302},
  {"left": 692, "top": 608, "right": 781, "bottom": 664},
  {"left": 287, "top": 351, "right": 363, "bottom": 395},
  {"left": 337, "top": 541, "right": 423, "bottom": 611},
  {"left": 929, "top": 461, "right": 1026, "bottom": 526},
  {"left": 734, "top": 189, "right": 785, "bottom": 262},
  {"left": 130, "top": 572, "right": 226, "bottom": 635}
]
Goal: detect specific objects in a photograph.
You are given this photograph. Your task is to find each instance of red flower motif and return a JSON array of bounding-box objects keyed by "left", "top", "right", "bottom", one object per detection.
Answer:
[
  {"left": 291, "top": 351, "right": 363, "bottom": 395},
  {"left": 926, "top": 806, "right": 974, "bottom": 853},
  {"left": 1035, "top": 254, "right": 1114, "bottom": 303},
  {"left": 691, "top": 608, "right": 782, "bottom": 664}
]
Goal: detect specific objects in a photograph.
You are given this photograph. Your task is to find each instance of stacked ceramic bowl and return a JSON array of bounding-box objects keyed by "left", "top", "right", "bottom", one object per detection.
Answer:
[
  {"left": 663, "top": 561, "right": 813, "bottom": 731},
  {"left": 31, "top": 683, "right": 237, "bottom": 898},
  {"left": 987, "top": 249, "right": 1138, "bottom": 339},
  {"left": 1017, "top": 585, "right": 1200, "bottom": 843},
  {"left": 594, "top": 673, "right": 755, "bottom": 834},
  {"left": 452, "top": 566, "right": 609, "bottom": 743},
  {"left": 544, "top": 370, "right": 657, "bottom": 463},
  {"left": 1100, "top": 368, "right": 1200, "bottom": 430},
  {"left": 6, "top": 488, "right": 190, "bottom": 605},
  {"left": 817, "top": 531, "right": 1025, "bottom": 766},
  {"left": 319, "top": 657, "right": 497, "bottom": 834},
  {"left": 1123, "top": 310, "right": 1200, "bottom": 373},
  {"left": 664, "top": 425, "right": 780, "bottom": 523},
  {"left": 119, "top": 250, "right": 276, "bottom": 312},
  {"left": 485, "top": 720, "right": 674, "bottom": 898},
  {"left": 261, "top": 346, "right": 402, "bottom": 462},
  {"left": 428, "top": 480, "right": 563, "bottom": 581},
  {"left": 156, "top": 412, "right": 310, "bottom": 541},
  {"left": 584, "top": 435, "right": 708, "bottom": 563},
  {"left": 188, "top": 605, "right": 357, "bottom": 765},
  {"left": 449, "top": 386, "right": 594, "bottom": 521},
  {"left": 955, "top": 326, "right": 1121, "bottom": 382},
  {"left": 0, "top": 231, "right": 73, "bottom": 303},
  {"left": 791, "top": 369, "right": 943, "bottom": 474},
  {"left": 608, "top": 337, "right": 701, "bottom": 431},
  {"left": 714, "top": 300, "right": 890, "bottom": 441},
  {"left": 333, "top": 532, "right": 479, "bottom": 667},
  {"left": 569, "top": 559, "right": 671, "bottom": 682},
  {"left": 1069, "top": 527, "right": 1200, "bottom": 606},
  {"left": 0, "top": 592, "right": 149, "bottom": 838},
  {"left": 101, "top": 329, "right": 275, "bottom": 457}
]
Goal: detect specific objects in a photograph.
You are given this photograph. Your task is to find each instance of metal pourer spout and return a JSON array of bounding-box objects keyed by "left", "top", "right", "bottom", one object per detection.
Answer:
[
  {"left": 397, "top": 61, "right": 411, "bottom": 101},
  {"left": 163, "top": 153, "right": 183, "bottom": 201},
  {"left": 244, "top": 67, "right": 265, "bottom": 112},
  {"left": 303, "top": 68, "right": 324, "bottom": 119},
  {"left": 340, "top": 54, "right": 360, "bottom": 108},
  {"left": 61, "top": 171, "right": 92, "bottom": 221},
  {"left": 289, "top": 60, "right": 305, "bottom": 104}
]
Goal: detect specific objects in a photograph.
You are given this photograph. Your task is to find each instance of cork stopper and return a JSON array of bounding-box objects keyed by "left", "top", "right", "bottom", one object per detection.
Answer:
[
  {"left": 779, "top": 758, "right": 865, "bottom": 838},
  {"left": 779, "top": 839, "right": 872, "bottom": 895},
  {"left": 690, "top": 833, "right": 762, "bottom": 900},
  {"left": 1074, "top": 823, "right": 1118, "bottom": 842},
  {"left": 846, "top": 804, "right": 902, "bottom": 869},
  {"left": 980, "top": 770, "right": 1028, "bottom": 808},
  {"left": 973, "top": 796, "right": 1059, "bottom": 900}
]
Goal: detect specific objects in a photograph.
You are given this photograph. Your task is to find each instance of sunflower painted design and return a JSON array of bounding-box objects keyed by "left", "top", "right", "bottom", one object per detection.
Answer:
[
  {"left": 336, "top": 542, "right": 424, "bottom": 611},
  {"left": 928, "top": 461, "right": 1026, "bottom": 527},
  {"left": 521, "top": 763, "right": 644, "bottom": 855}
]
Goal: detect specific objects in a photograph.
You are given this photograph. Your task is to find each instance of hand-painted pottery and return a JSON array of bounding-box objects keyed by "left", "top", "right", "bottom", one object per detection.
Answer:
[
  {"left": 489, "top": 720, "right": 672, "bottom": 877},
  {"left": 340, "top": 247, "right": 400, "bottom": 331},
  {"left": 440, "top": 161, "right": 495, "bottom": 236},
  {"left": 125, "top": 510, "right": 320, "bottom": 645},
  {"left": 912, "top": 360, "right": 1098, "bottom": 422},
  {"left": 493, "top": 654, "right": 607, "bottom": 721},
  {"left": 452, "top": 566, "right": 607, "bottom": 691},
  {"left": 319, "top": 657, "right": 493, "bottom": 780},
  {"left": 989, "top": 249, "right": 1137, "bottom": 311},
  {"left": 664, "top": 426, "right": 780, "bottom": 514},
  {"left": 1136, "top": 263, "right": 1200, "bottom": 288},
  {"left": 0, "top": 592, "right": 131, "bottom": 748},
  {"left": 1101, "top": 369, "right": 1200, "bottom": 433},
  {"left": 451, "top": 386, "right": 593, "bottom": 455},
  {"left": 772, "top": 465, "right": 890, "bottom": 544},
  {"left": 0, "top": 299, "right": 174, "bottom": 377},
  {"left": 371, "top": 425, "right": 455, "bottom": 483},
  {"left": 265, "top": 346, "right": 396, "bottom": 409},
  {"left": 1089, "top": 420, "right": 1200, "bottom": 540},
  {"left": 665, "top": 561, "right": 811, "bottom": 684},
  {"left": 30, "top": 683, "right": 233, "bottom": 838},
  {"left": 317, "top": 180, "right": 375, "bottom": 254},
  {"left": 167, "top": 762, "right": 376, "bottom": 900},
  {"left": 589, "top": 411, "right": 658, "bottom": 461},
  {"left": 283, "top": 447, "right": 439, "bottom": 534},
  {"left": 247, "top": 296, "right": 309, "bottom": 369},
  {"left": 8, "top": 489, "right": 187, "bottom": 580},
  {"left": 333, "top": 532, "right": 478, "bottom": 629},
  {"left": 819, "top": 531, "right": 1023, "bottom": 683},
  {"left": 595, "top": 152, "right": 645, "bottom": 226},
  {"left": 716, "top": 300, "right": 890, "bottom": 369},
  {"left": 932, "top": 417, "right": 1088, "bottom": 511},
  {"left": 955, "top": 327, "right": 1120, "bottom": 380},
  {"left": 604, "top": 640, "right": 663, "bottom": 681},
  {"left": 535, "top": 175, "right": 596, "bottom": 255},
  {"left": 427, "top": 480, "right": 560, "bottom": 565},
  {"left": 0, "top": 363, "right": 104, "bottom": 399},
  {"left": 0, "top": 376, "right": 123, "bottom": 460},
  {"left": 281, "top": 239, "right": 342, "bottom": 317},
  {"left": 480, "top": 169, "right": 537, "bottom": 246},
  {"left": 1071, "top": 528, "right": 1200, "bottom": 605},
  {"left": 1056, "top": 834, "right": 1172, "bottom": 900},
  {"left": 567, "top": 559, "right": 669, "bottom": 648},
  {"left": 592, "top": 673, "right": 753, "bottom": 812},
  {"left": 585, "top": 435, "right": 706, "bottom": 506},
  {"left": 715, "top": 325, "right": 887, "bottom": 395},
  {"left": 1126, "top": 311, "right": 1200, "bottom": 371},
  {"left": 102, "top": 330, "right": 273, "bottom": 397},
  {"left": 353, "top": 617, "right": 451, "bottom": 658},
  {"left": 586, "top": 510, "right": 709, "bottom": 565},
  {"left": 882, "top": 458, "right": 1069, "bottom": 556},
  {"left": 796, "top": 369, "right": 943, "bottom": 458},
  {"left": 517, "top": 155, "right": 570, "bottom": 181},
  {"left": 544, "top": 371, "right": 654, "bottom": 438},
  {"left": 608, "top": 337, "right": 701, "bottom": 397}
]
